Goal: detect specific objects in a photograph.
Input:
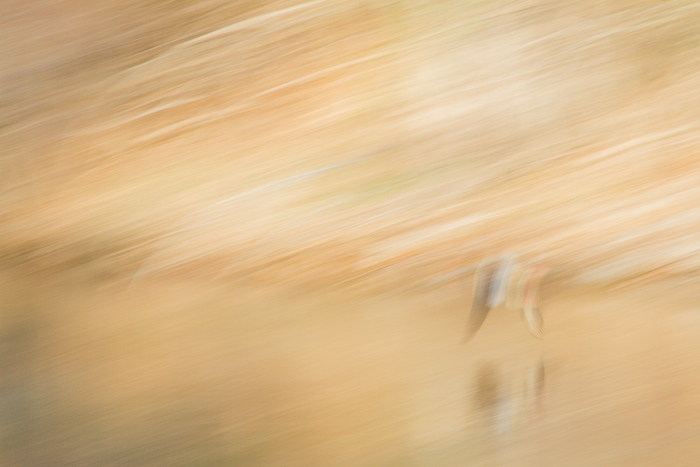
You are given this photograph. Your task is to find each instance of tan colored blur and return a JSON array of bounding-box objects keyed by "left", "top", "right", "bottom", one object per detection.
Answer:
[{"left": 3, "top": 0, "right": 700, "bottom": 465}]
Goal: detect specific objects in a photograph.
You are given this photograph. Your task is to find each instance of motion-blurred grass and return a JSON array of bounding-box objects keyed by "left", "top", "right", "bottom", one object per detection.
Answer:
[
  {"left": 4, "top": 3, "right": 700, "bottom": 464},
  {"left": 3, "top": 0, "right": 700, "bottom": 287}
]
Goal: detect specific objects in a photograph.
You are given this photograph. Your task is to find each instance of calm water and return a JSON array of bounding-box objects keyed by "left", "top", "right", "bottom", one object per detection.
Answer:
[{"left": 1, "top": 267, "right": 699, "bottom": 466}]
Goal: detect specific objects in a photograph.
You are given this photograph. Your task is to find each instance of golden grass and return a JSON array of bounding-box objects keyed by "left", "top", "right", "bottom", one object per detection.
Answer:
[{"left": 3, "top": 0, "right": 700, "bottom": 287}]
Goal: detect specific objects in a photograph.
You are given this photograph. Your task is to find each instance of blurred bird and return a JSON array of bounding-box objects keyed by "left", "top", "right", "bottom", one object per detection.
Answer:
[
  {"left": 521, "top": 265, "right": 551, "bottom": 340},
  {"left": 464, "top": 258, "right": 498, "bottom": 342},
  {"left": 464, "top": 256, "right": 550, "bottom": 342},
  {"left": 487, "top": 253, "right": 517, "bottom": 309}
]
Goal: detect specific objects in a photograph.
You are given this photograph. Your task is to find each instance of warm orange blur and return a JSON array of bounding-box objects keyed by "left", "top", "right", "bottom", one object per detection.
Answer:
[{"left": 2, "top": 0, "right": 700, "bottom": 465}]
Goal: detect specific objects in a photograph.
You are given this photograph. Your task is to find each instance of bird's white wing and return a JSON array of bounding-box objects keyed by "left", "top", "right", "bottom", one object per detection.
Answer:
[{"left": 488, "top": 255, "right": 516, "bottom": 308}]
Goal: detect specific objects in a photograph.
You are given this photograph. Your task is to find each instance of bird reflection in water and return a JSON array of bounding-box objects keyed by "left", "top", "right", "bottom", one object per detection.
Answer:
[{"left": 466, "top": 255, "right": 549, "bottom": 442}]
